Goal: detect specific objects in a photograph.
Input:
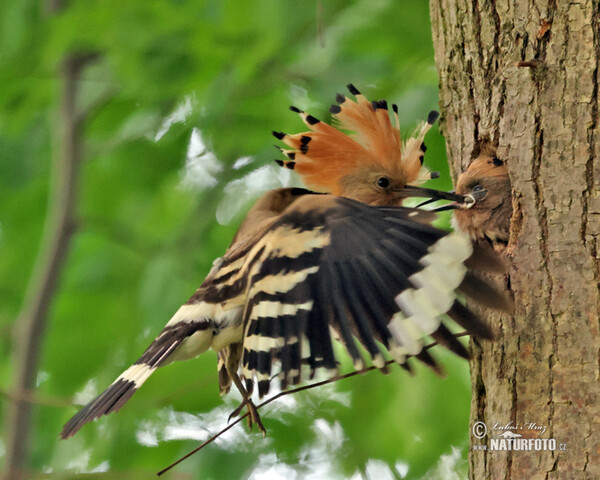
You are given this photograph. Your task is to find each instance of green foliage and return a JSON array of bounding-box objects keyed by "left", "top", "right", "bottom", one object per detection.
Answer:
[{"left": 0, "top": 0, "right": 470, "bottom": 478}]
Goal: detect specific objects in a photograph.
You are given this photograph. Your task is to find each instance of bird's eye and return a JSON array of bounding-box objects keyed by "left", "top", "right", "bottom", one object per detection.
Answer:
[
  {"left": 473, "top": 185, "right": 483, "bottom": 192},
  {"left": 376, "top": 176, "right": 390, "bottom": 189}
]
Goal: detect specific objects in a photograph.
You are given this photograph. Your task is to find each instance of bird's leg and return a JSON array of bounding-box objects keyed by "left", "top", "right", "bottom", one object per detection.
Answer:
[
  {"left": 222, "top": 342, "right": 266, "bottom": 435},
  {"left": 227, "top": 374, "right": 248, "bottom": 420},
  {"left": 229, "top": 372, "right": 266, "bottom": 437}
]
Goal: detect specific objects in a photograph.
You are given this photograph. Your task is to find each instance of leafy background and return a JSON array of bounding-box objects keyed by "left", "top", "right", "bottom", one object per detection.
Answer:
[{"left": 0, "top": 0, "right": 470, "bottom": 478}]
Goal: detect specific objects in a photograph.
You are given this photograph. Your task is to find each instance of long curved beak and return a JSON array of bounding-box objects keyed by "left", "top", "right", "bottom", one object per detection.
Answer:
[
  {"left": 415, "top": 189, "right": 456, "bottom": 208},
  {"left": 395, "top": 185, "right": 474, "bottom": 204}
]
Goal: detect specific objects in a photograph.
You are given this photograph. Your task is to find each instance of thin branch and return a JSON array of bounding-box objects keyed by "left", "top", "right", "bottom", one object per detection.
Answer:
[
  {"left": 1, "top": 53, "right": 98, "bottom": 480},
  {"left": 157, "top": 332, "right": 469, "bottom": 476}
]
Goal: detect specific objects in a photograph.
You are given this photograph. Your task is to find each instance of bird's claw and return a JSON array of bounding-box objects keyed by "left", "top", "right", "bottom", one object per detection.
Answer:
[
  {"left": 228, "top": 401, "right": 245, "bottom": 423},
  {"left": 247, "top": 400, "right": 267, "bottom": 437},
  {"left": 228, "top": 398, "right": 267, "bottom": 437}
]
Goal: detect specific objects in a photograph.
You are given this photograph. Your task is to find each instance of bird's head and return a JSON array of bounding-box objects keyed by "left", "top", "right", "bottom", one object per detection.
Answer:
[
  {"left": 455, "top": 154, "right": 510, "bottom": 212},
  {"left": 273, "top": 84, "right": 466, "bottom": 206},
  {"left": 453, "top": 152, "right": 512, "bottom": 242}
]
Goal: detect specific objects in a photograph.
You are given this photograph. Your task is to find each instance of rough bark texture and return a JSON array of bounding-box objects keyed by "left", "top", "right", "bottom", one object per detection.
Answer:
[{"left": 430, "top": 1, "right": 600, "bottom": 479}]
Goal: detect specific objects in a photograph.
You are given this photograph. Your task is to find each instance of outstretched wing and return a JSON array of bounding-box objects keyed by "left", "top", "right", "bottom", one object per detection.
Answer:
[{"left": 239, "top": 194, "right": 505, "bottom": 397}]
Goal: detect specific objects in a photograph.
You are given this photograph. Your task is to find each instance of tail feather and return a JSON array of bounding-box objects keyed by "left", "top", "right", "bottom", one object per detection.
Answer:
[
  {"left": 60, "top": 366, "right": 153, "bottom": 439},
  {"left": 61, "top": 318, "right": 213, "bottom": 439}
]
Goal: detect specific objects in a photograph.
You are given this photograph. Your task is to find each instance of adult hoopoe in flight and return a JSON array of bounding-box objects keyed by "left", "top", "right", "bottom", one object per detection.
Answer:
[{"left": 61, "top": 84, "right": 510, "bottom": 439}]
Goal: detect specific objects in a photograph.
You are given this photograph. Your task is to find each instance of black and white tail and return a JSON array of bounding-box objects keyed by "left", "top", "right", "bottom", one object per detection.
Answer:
[{"left": 60, "top": 311, "right": 214, "bottom": 438}]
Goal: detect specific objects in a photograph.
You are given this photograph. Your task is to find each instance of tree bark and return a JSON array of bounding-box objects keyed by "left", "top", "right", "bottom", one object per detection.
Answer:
[{"left": 430, "top": 1, "right": 600, "bottom": 479}]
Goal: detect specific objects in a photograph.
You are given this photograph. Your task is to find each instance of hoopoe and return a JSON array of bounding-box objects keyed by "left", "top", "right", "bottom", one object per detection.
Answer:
[
  {"left": 453, "top": 148, "right": 512, "bottom": 245},
  {"left": 61, "top": 85, "right": 510, "bottom": 439}
]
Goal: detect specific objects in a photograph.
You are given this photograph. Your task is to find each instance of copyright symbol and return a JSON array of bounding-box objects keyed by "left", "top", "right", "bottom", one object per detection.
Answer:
[{"left": 472, "top": 421, "right": 487, "bottom": 439}]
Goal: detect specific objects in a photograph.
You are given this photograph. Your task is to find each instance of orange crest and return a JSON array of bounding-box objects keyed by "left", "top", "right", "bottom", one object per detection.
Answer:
[{"left": 273, "top": 84, "right": 438, "bottom": 195}]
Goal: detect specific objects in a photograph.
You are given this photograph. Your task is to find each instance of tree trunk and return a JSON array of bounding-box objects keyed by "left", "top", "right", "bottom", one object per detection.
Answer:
[{"left": 430, "top": 1, "right": 600, "bottom": 479}]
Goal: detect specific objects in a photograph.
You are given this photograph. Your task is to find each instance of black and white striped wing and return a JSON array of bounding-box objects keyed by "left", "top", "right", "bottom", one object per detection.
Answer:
[{"left": 239, "top": 195, "right": 497, "bottom": 397}]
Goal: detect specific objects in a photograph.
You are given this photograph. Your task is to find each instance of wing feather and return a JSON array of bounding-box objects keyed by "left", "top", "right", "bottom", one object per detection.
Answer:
[
  {"left": 308, "top": 272, "right": 337, "bottom": 374},
  {"left": 335, "top": 261, "right": 387, "bottom": 369},
  {"left": 326, "top": 261, "right": 365, "bottom": 371},
  {"left": 238, "top": 194, "right": 503, "bottom": 397}
]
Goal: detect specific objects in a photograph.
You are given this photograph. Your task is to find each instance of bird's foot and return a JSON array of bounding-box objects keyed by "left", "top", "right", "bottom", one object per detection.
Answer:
[{"left": 228, "top": 398, "right": 266, "bottom": 437}]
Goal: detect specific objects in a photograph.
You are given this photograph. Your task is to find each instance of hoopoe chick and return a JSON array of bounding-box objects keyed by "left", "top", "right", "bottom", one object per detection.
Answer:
[
  {"left": 273, "top": 84, "right": 466, "bottom": 207},
  {"left": 453, "top": 153, "right": 512, "bottom": 245}
]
